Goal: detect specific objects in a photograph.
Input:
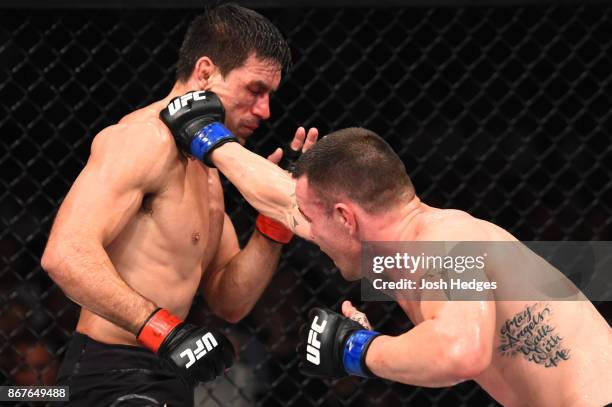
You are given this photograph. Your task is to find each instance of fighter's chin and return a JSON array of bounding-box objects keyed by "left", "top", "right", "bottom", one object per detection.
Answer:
[
  {"left": 340, "top": 270, "right": 361, "bottom": 282},
  {"left": 334, "top": 261, "right": 361, "bottom": 281},
  {"left": 233, "top": 128, "right": 255, "bottom": 145}
]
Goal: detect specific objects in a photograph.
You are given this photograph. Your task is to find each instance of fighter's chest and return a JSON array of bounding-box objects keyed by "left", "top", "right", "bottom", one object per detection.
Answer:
[{"left": 148, "top": 160, "right": 225, "bottom": 255}]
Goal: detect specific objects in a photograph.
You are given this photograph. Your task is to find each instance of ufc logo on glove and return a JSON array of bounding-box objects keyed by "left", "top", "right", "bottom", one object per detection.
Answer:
[
  {"left": 180, "top": 333, "right": 219, "bottom": 369},
  {"left": 299, "top": 308, "right": 380, "bottom": 379},
  {"left": 306, "top": 316, "right": 327, "bottom": 365},
  {"left": 167, "top": 91, "right": 208, "bottom": 116}
]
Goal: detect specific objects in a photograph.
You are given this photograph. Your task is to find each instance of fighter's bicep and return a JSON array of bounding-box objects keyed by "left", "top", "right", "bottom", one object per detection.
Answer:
[
  {"left": 51, "top": 123, "right": 173, "bottom": 244},
  {"left": 53, "top": 159, "right": 146, "bottom": 245}
]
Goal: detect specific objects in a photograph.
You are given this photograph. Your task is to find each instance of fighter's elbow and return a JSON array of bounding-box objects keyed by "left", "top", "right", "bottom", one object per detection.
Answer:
[
  {"left": 220, "top": 311, "right": 245, "bottom": 324},
  {"left": 214, "top": 308, "right": 247, "bottom": 324},
  {"left": 41, "top": 241, "right": 73, "bottom": 284},
  {"left": 446, "top": 336, "right": 492, "bottom": 379},
  {"left": 207, "top": 300, "right": 249, "bottom": 324},
  {"left": 41, "top": 243, "right": 62, "bottom": 278}
]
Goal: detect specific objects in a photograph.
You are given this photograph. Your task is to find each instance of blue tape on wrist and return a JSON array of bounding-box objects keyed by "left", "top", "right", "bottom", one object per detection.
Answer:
[
  {"left": 343, "top": 330, "right": 379, "bottom": 377},
  {"left": 190, "top": 122, "right": 234, "bottom": 161}
]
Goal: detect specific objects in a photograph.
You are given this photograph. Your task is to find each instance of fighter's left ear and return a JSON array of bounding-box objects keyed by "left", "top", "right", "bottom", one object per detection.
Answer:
[
  {"left": 192, "top": 56, "right": 216, "bottom": 90},
  {"left": 334, "top": 203, "right": 357, "bottom": 236}
]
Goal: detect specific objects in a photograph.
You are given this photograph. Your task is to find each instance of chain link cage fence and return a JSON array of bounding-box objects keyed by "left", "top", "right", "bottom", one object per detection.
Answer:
[{"left": 1, "top": 0, "right": 611, "bottom": 406}]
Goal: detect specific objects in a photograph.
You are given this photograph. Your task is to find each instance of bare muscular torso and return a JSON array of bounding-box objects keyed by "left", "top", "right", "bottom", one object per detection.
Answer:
[
  {"left": 398, "top": 208, "right": 612, "bottom": 407},
  {"left": 76, "top": 99, "right": 225, "bottom": 346}
]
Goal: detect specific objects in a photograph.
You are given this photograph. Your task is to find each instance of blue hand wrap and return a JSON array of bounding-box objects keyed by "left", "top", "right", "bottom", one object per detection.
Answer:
[
  {"left": 190, "top": 122, "right": 236, "bottom": 165},
  {"left": 343, "top": 330, "right": 379, "bottom": 377}
]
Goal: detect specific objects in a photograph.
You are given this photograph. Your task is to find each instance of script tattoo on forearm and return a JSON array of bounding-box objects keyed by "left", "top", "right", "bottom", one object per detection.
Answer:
[{"left": 498, "top": 303, "right": 570, "bottom": 368}]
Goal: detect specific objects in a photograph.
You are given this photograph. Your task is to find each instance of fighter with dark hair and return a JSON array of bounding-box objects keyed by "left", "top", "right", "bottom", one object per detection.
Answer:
[{"left": 41, "top": 4, "right": 317, "bottom": 405}]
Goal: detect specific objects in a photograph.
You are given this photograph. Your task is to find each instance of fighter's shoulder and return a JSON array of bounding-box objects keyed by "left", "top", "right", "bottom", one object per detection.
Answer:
[
  {"left": 416, "top": 209, "right": 487, "bottom": 241},
  {"left": 118, "top": 102, "right": 163, "bottom": 124},
  {"left": 91, "top": 118, "right": 175, "bottom": 158}
]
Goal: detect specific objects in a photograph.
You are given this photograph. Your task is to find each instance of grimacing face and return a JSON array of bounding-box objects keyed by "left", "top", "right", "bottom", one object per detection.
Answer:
[
  {"left": 205, "top": 54, "right": 281, "bottom": 141},
  {"left": 295, "top": 176, "right": 362, "bottom": 281}
]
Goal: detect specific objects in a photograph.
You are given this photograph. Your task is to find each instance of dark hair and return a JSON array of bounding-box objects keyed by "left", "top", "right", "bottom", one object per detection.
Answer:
[
  {"left": 293, "top": 128, "right": 415, "bottom": 214},
  {"left": 176, "top": 3, "right": 291, "bottom": 81}
]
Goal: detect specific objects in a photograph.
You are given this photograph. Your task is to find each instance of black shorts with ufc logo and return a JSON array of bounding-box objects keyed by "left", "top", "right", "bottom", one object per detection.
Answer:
[{"left": 56, "top": 332, "right": 194, "bottom": 406}]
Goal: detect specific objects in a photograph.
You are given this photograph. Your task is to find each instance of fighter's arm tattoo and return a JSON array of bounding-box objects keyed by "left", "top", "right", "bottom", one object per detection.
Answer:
[
  {"left": 349, "top": 311, "right": 372, "bottom": 330},
  {"left": 498, "top": 303, "right": 571, "bottom": 368},
  {"left": 290, "top": 192, "right": 299, "bottom": 228}
]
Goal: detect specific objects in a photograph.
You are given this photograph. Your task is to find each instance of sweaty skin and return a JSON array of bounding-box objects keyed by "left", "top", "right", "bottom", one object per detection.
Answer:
[
  {"left": 356, "top": 208, "right": 612, "bottom": 407},
  {"left": 65, "top": 99, "right": 230, "bottom": 345},
  {"left": 41, "top": 55, "right": 302, "bottom": 346},
  {"left": 210, "top": 142, "right": 612, "bottom": 407}
]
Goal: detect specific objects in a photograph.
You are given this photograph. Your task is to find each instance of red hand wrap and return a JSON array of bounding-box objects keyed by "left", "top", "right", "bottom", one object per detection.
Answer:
[
  {"left": 137, "top": 308, "right": 182, "bottom": 354},
  {"left": 256, "top": 213, "right": 293, "bottom": 244}
]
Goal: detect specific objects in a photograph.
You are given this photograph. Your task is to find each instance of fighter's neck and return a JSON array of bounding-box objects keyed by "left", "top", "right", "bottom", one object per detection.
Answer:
[
  {"left": 359, "top": 196, "right": 428, "bottom": 242},
  {"left": 138, "top": 81, "right": 201, "bottom": 119},
  {"left": 167, "top": 80, "right": 200, "bottom": 100}
]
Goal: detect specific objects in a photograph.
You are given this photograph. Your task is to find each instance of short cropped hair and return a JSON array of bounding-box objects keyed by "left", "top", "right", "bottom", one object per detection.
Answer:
[
  {"left": 176, "top": 3, "right": 291, "bottom": 81},
  {"left": 293, "top": 128, "right": 415, "bottom": 214}
]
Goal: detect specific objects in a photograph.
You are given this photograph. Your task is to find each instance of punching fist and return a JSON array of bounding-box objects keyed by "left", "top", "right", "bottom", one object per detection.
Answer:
[
  {"left": 138, "top": 308, "right": 235, "bottom": 384},
  {"left": 159, "top": 90, "right": 238, "bottom": 166},
  {"left": 298, "top": 307, "right": 380, "bottom": 379}
]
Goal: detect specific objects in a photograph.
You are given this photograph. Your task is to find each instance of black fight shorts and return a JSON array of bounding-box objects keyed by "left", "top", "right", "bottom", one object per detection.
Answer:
[{"left": 56, "top": 332, "right": 194, "bottom": 406}]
